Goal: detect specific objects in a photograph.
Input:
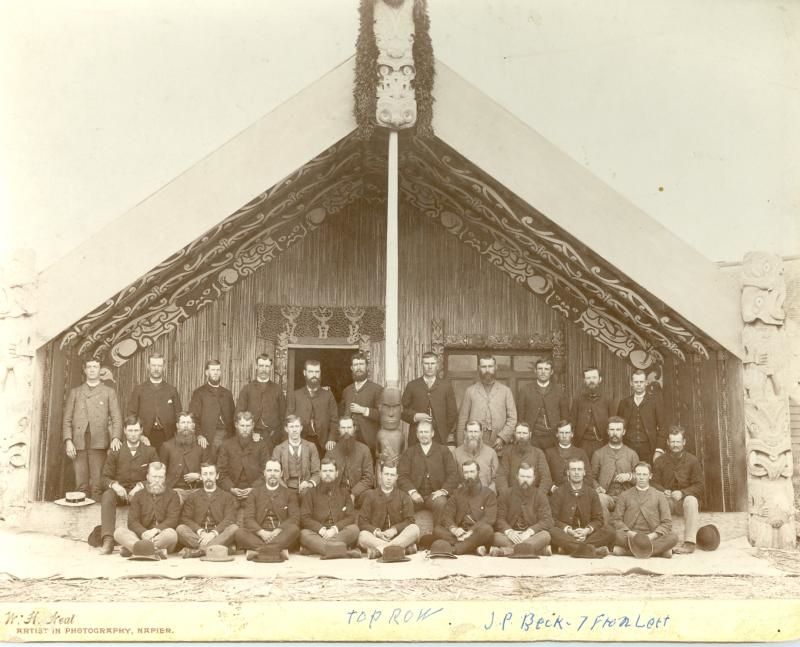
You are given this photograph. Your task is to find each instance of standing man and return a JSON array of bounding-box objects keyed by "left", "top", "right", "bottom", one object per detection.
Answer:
[
  {"left": 236, "top": 354, "right": 286, "bottom": 448},
  {"left": 545, "top": 421, "right": 593, "bottom": 493},
  {"left": 127, "top": 352, "right": 181, "bottom": 451},
  {"left": 591, "top": 417, "right": 639, "bottom": 519},
  {"left": 340, "top": 352, "right": 383, "bottom": 458},
  {"left": 491, "top": 462, "right": 553, "bottom": 557},
  {"left": 617, "top": 369, "right": 667, "bottom": 464},
  {"left": 456, "top": 355, "right": 516, "bottom": 452},
  {"left": 517, "top": 359, "right": 570, "bottom": 450},
  {"left": 159, "top": 411, "right": 212, "bottom": 502},
  {"left": 496, "top": 423, "right": 552, "bottom": 496},
  {"left": 453, "top": 421, "right": 499, "bottom": 492},
  {"left": 571, "top": 366, "right": 616, "bottom": 459},
  {"left": 288, "top": 359, "right": 338, "bottom": 456},
  {"left": 401, "top": 351, "right": 457, "bottom": 446},
  {"left": 189, "top": 359, "right": 235, "bottom": 459},
  {"left": 217, "top": 412, "right": 272, "bottom": 518},
  {"left": 653, "top": 426, "right": 704, "bottom": 554},
  {"left": 63, "top": 358, "right": 123, "bottom": 501},
  {"left": 325, "top": 417, "right": 374, "bottom": 507},
  {"left": 272, "top": 414, "right": 321, "bottom": 496}
]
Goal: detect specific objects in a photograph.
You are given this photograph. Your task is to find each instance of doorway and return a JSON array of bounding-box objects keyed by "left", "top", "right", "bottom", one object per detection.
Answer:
[{"left": 288, "top": 346, "right": 358, "bottom": 402}]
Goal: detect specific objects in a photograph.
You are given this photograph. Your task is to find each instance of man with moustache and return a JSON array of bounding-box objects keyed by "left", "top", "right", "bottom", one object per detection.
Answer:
[
  {"left": 549, "top": 458, "right": 614, "bottom": 557},
  {"left": 401, "top": 351, "right": 458, "bottom": 446},
  {"left": 235, "top": 459, "right": 301, "bottom": 560},
  {"left": 358, "top": 463, "right": 420, "bottom": 558},
  {"left": 653, "top": 426, "right": 704, "bottom": 554},
  {"left": 340, "top": 353, "right": 383, "bottom": 458},
  {"left": 176, "top": 463, "right": 239, "bottom": 558},
  {"left": 456, "top": 355, "right": 516, "bottom": 452},
  {"left": 299, "top": 457, "right": 362, "bottom": 558},
  {"left": 113, "top": 462, "right": 180, "bottom": 559},
  {"left": 491, "top": 462, "right": 553, "bottom": 556},
  {"left": 159, "top": 411, "right": 213, "bottom": 503},
  {"left": 571, "top": 366, "right": 616, "bottom": 459},
  {"left": 97, "top": 415, "right": 159, "bottom": 554},
  {"left": 517, "top": 359, "right": 570, "bottom": 450},
  {"left": 591, "top": 417, "right": 639, "bottom": 519},
  {"left": 127, "top": 352, "right": 181, "bottom": 451},
  {"left": 236, "top": 354, "right": 286, "bottom": 447},
  {"left": 613, "top": 462, "right": 679, "bottom": 558},
  {"left": 288, "top": 359, "right": 339, "bottom": 456},
  {"left": 272, "top": 415, "right": 321, "bottom": 495},
  {"left": 495, "top": 423, "right": 553, "bottom": 497},
  {"left": 433, "top": 461, "right": 497, "bottom": 556},
  {"left": 545, "top": 421, "right": 594, "bottom": 493},
  {"left": 325, "top": 417, "right": 374, "bottom": 507},
  {"left": 453, "top": 421, "right": 499, "bottom": 492},
  {"left": 617, "top": 369, "right": 667, "bottom": 464},
  {"left": 189, "top": 359, "right": 235, "bottom": 458}
]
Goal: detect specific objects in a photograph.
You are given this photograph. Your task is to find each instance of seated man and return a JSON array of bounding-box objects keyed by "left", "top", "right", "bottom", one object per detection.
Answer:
[
  {"left": 98, "top": 415, "right": 159, "bottom": 554},
  {"left": 300, "top": 457, "right": 361, "bottom": 558},
  {"left": 591, "top": 417, "right": 639, "bottom": 519},
  {"left": 113, "top": 461, "right": 180, "bottom": 559},
  {"left": 358, "top": 463, "right": 420, "bottom": 559},
  {"left": 491, "top": 461, "right": 553, "bottom": 556},
  {"left": 325, "top": 416, "right": 374, "bottom": 508},
  {"left": 433, "top": 460, "right": 497, "bottom": 556},
  {"left": 549, "top": 457, "right": 614, "bottom": 557},
  {"left": 653, "top": 426, "right": 704, "bottom": 554},
  {"left": 612, "top": 461, "right": 679, "bottom": 558},
  {"left": 218, "top": 411, "right": 272, "bottom": 519},
  {"left": 159, "top": 411, "right": 212, "bottom": 503},
  {"left": 545, "top": 421, "right": 593, "bottom": 493},
  {"left": 496, "top": 423, "right": 552, "bottom": 496},
  {"left": 397, "top": 420, "right": 458, "bottom": 536},
  {"left": 176, "top": 463, "right": 239, "bottom": 558},
  {"left": 453, "top": 421, "right": 499, "bottom": 492},
  {"left": 235, "top": 459, "right": 301, "bottom": 560},
  {"left": 272, "top": 415, "right": 320, "bottom": 496}
]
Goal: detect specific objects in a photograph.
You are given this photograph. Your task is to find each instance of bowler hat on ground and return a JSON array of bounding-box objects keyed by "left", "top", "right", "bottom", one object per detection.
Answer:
[
  {"left": 320, "top": 542, "right": 349, "bottom": 560},
  {"left": 428, "top": 539, "right": 457, "bottom": 559},
  {"left": 696, "top": 524, "right": 720, "bottom": 551},
  {"left": 628, "top": 532, "right": 653, "bottom": 559},
  {"left": 252, "top": 545, "right": 286, "bottom": 563},
  {"left": 128, "top": 540, "right": 160, "bottom": 561},
  {"left": 200, "top": 545, "right": 234, "bottom": 562},
  {"left": 570, "top": 543, "right": 599, "bottom": 559},
  {"left": 56, "top": 491, "right": 94, "bottom": 507},
  {"left": 508, "top": 543, "right": 540, "bottom": 559},
  {"left": 379, "top": 545, "right": 411, "bottom": 563}
]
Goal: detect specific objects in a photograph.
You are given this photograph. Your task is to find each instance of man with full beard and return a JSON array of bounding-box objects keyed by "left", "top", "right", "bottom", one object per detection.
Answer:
[
  {"left": 127, "top": 353, "right": 182, "bottom": 451},
  {"left": 299, "top": 458, "right": 362, "bottom": 558},
  {"left": 591, "top": 417, "right": 639, "bottom": 520},
  {"left": 113, "top": 462, "right": 180, "bottom": 559},
  {"left": 456, "top": 355, "right": 516, "bottom": 453},
  {"left": 325, "top": 417, "right": 374, "bottom": 507},
  {"left": 491, "top": 462, "right": 553, "bottom": 557},
  {"left": 189, "top": 359, "right": 235, "bottom": 459},
  {"left": 159, "top": 412, "right": 212, "bottom": 503},
  {"left": 236, "top": 354, "right": 286, "bottom": 448},
  {"left": 495, "top": 423, "right": 552, "bottom": 497},
  {"left": 340, "top": 353, "right": 383, "bottom": 458},
  {"left": 433, "top": 461, "right": 497, "bottom": 556},
  {"left": 288, "top": 359, "right": 339, "bottom": 456},
  {"left": 453, "top": 421, "right": 499, "bottom": 492},
  {"left": 571, "top": 366, "right": 616, "bottom": 459}
]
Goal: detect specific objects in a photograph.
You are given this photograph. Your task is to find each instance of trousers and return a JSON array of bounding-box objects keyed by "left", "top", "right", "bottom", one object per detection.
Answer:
[
  {"left": 113, "top": 527, "right": 178, "bottom": 553},
  {"left": 299, "top": 524, "right": 359, "bottom": 554},
  {"left": 234, "top": 525, "right": 300, "bottom": 551},
  {"left": 433, "top": 523, "right": 494, "bottom": 555},
  {"left": 176, "top": 524, "right": 239, "bottom": 550},
  {"left": 358, "top": 524, "right": 420, "bottom": 553}
]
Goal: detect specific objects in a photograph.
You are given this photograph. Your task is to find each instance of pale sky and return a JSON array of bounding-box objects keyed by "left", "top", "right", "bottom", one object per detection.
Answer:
[{"left": 1, "top": 0, "right": 798, "bottom": 272}]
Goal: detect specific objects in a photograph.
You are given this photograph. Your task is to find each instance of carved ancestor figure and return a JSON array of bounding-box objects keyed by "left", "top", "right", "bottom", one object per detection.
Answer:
[
  {"left": 376, "top": 385, "right": 404, "bottom": 470},
  {"left": 373, "top": 0, "right": 417, "bottom": 130}
]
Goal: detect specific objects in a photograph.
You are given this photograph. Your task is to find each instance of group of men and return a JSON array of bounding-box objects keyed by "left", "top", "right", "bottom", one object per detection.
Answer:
[{"left": 62, "top": 350, "right": 712, "bottom": 560}]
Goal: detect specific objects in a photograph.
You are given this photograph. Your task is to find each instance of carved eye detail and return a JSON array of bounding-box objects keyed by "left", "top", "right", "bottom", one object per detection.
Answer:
[
  {"left": 379, "top": 64, "right": 392, "bottom": 76},
  {"left": 401, "top": 65, "right": 414, "bottom": 76}
]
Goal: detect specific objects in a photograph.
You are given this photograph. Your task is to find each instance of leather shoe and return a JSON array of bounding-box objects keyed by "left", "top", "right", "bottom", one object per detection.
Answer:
[
  {"left": 476, "top": 545, "right": 488, "bottom": 557},
  {"left": 405, "top": 543, "right": 417, "bottom": 556},
  {"left": 101, "top": 537, "right": 114, "bottom": 555},
  {"left": 673, "top": 542, "right": 696, "bottom": 554}
]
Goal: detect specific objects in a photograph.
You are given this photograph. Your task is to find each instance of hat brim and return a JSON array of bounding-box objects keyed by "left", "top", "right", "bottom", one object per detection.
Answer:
[
  {"left": 628, "top": 536, "right": 653, "bottom": 559},
  {"left": 570, "top": 546, "right": 597, "bottom": 559},
  {"left": 428, "top": 553, "right": 457, "bottom": 560},
  {"left": 252, "top": 556, "right": 285, "bottom": 563},
  {"left": 55, "top": 498, "right": 95, "bottom": 507},
  {"left": 320, "top": 553, "right": 348, "bottom": 560},
  {"left": 200, "top": 555, "right": 235, "bottom": 562},
  {"left": 379, "top": 556, "right": 411, "bottom": 563},
  {"left": 508, "top": 553, "right": 540, "bottom": 559},
  {"left": 128, "top": 554, "right": 160, "bottom": 561}
]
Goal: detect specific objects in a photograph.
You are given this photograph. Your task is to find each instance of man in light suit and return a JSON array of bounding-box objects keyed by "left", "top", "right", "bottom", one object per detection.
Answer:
[{"left": 271, "top": 415, "right": 321, "bottom": 496}]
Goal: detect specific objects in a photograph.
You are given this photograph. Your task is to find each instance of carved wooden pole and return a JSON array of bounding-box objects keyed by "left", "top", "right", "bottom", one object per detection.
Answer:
[
  {"left": 741, "top": 251, "right": 796, "bottom": 548},
  {"left": 385, "top": 130, "right": 400, "bottom": 387}
]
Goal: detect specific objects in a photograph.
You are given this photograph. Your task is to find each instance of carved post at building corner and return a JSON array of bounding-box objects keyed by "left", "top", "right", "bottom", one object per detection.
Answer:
[{"left": 741, "top": 251, "right": 796, "bottom": 548}]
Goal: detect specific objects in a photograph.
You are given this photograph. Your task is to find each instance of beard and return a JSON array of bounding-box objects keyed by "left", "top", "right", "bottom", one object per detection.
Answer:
[
  {"left": 177, "top": 432, "right": 196, "bottom": 447},
  {"left": 517, "top": 481, "right": 533, "bottom": 493},
  {"left": 147, "top": 482, "right": 166, "bottom": 495},
  {"left": 352, "top": 368, "right": 367, "bottom": 381},
  {"left": 319, "top": 480, "right": 336, "bottom": 494},
  {"left": 464, "top": 477, "right": 481, "bottom": 494},
  {"left": 513, "top": 440, "right": 530, "bottom": 455},
  {"left": 465, "top": 438, "right": 481, "bottom": 454},
  {"left": 479, "top": 372, "right": 495, "bottom": 385},
  {"left": 306, "top": 377, "right": 320, "bottom": 389},
  {"left": 338, "top": 435, "right": 355, "bottom": 455}
]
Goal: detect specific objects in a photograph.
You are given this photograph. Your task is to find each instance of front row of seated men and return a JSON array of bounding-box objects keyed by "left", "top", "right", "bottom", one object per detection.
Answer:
[{"left": 100, "top": 409, "right": 706, "bottom": 560}]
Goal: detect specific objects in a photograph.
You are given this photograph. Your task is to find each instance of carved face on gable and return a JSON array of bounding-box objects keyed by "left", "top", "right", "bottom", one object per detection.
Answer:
[
  {"left": 379, "top": 385, "right": 402, "bottom": 430},
  {"left": 742, "top": 285, "right": 786, "bottom": 325}
]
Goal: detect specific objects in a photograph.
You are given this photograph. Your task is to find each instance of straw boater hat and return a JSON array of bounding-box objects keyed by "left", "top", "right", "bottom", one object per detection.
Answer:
[
  {"left": 55, "top": 491, "right": 95, "bottom": 507},
  {"left": 696, "top": 524, "right": 721, "bottom": 551},
  {"left": 628, "top": 532, "right": 654, "bottom": 559},
  {"left": 128, "top": 540, "right": 160, "bottom": 561},
  {"left": 200, "top": 545, "right": 234, "bottom": 562},
  {"left": 427, "top": 539, "right": 457, "bottom": 560},
  {"left": 508, "top": 543, "right": 540, "bottom": 559}
]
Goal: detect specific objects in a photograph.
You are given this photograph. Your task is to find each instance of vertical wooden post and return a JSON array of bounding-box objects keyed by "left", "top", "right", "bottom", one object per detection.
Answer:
[{"left": 385, "top": 130, "right": 400, "bottom": 388}]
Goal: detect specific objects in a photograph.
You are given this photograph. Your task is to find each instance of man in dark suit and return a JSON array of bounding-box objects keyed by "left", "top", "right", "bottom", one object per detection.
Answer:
[
  {"left": 235, "top": 354, "right": 286, "bottom": 448},
  {"left": 340, "top": 352, "right": 383, "bottom": 457},
  {"left": 325, "top": 417, "right": 374, "bottom": 507},
  {"left": 491, "top": 461, "right": 553, "bottom": 556},
  {"left": 287, "top": 359, "right": 338, "bottom": 456},
  {"left": 617, "top": 369, "right": 667, "bottom": 464},
  {"left": 545, "top": 421, "right": 594, "bottom": 493},
  {"left": 517, "top": 358, "right": 570, "bottom": 450},
  {"left": 159, "top": 411, "right": 212, "bottom": 503},
  {"left": 496, "top": 423, "right": 553, "bottom": 496},
  {"left": 126, "top": 352, "right": 181, "bottom": 451},
  {"left": 189, "top": 359, "right": 235, "bottom": 459},
  {"left": 97, "top": 415, "right": 158, "bottom": 554},
  {"left": 401, "top": 351, "right": 457, "bottom": 446},
  {"left": 571, "top": 366, "right": 616, "bottom": 459}
]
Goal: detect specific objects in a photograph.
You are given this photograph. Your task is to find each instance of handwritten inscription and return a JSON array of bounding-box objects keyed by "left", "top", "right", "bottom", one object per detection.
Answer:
[
  {"left": 346, "top": 607, "right": 444, "bottom": 628},
  {"left": 484, "top": 609, "right": 671, "bottom": 634}
]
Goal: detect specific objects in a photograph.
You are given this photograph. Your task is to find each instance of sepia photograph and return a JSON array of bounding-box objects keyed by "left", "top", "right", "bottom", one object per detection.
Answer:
[{"left": 0, "top": 0, "right": 799, "bottom": 642}]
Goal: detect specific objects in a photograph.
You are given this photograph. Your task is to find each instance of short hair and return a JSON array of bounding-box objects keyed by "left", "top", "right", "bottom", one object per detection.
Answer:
[
  {"left": 583, "top": 366, "right": 600, "bottom": 376},
  {"left": 464, "top": 420, "right": 483, "bottom": 432},
  {"left": 668, "top": 425, "right": 686, "bottom": 440},
  {"left": 556, "top": 420, "right": 572, "bottom": 431},
  {"left": 566, "top": 457, "right": 585, "bottom": 471},
  {"left": 416, "top": 419, "right": 434, "bottom": 433},
  {"left": 634, "top": 461, "right": 652, "bottom": 474},
  {"left": 284, "top": 414, "right": 302, "bottom": 428},
  {"left": 380, "top": 463, "right": 398, "bottom": 474},
  {"left": 461, "top": 459, "right": 480, "bottom": 473},
  {"left": 148, "top": 461, "right": 166, "bottom": 474},
  {"left": 477, "top": 354, "right": 496, "bottom": 365},
  {"left": 631, "top": 369, "right": 647, "bottom": 379},
  {"left": 83, "top": 358, "right": 100, "bottom": 368},
  {"left": 320, "top": 457, "right": 337, "bottom": 469},
  {"left": 607, "top": 416, "right": 625, "bottom": 428},
  {"left": 535, "top": 358, "right": 553, "bottom": 370},
  {"left": 256, "top": 354, "right": 272, "bottom": 364},
  {"left": 200, "top": 462, "right": 217, "bottom": 472},
  {"left": 350, "top": 352, "right": 368, "bottom": 364},
  {"left": 205, "top": 359, "right": 221, "bottom": 371},
  {"left": 148, "top": 352, "right": 164, "bottom": 362},
  {"left": 176, "top": 411, "right": 195, "bottom": 424},
  {"left": 515, "top": 422, "right": 531, "bottom": 433},
  {"left": 304, "top": 359, "right": 321, "bottom": 370},
  {"left": 123, "top": 414, "right": 141, "bottom": 427},
  {"left": 517, "top": 461, "right": 534, "bottom": 474},
  {"left": 421, "top": 351, "right": 438, "bottom": 361},
  {"left": 264, "top": 459, "right": 281, "bottom": 472},
  {"left": 235, "top": 411, "right": 254, "bottom": 424}
]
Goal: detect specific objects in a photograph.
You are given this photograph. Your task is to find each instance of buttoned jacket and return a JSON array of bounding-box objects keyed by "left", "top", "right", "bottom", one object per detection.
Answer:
[
  {"left": 189, "top": 383, "right": 235, "bottom": 440},
  {"left": 62, "top": 382, "right": 123, "bottom": 449},
  {"left": 517, "top": 381, "right": 570, "bottom": 437},
  {"left": 101, "top": 443, "right": 159, "bottom": 489},
  {"left": 179, "top": 487, "right": 237, "bottom": 533},
  {"left": 617, "top": 393, "right": 666, "bottom": 454},
  {"left": 300, "top": 484, "right": 355, "bottom": 532},
  {"left": 357, "top": 487, "right": 415, "bottom": 534},
  {"left": 456, "top": 381, "right": 517, "bottom": 447},
  {"left": 612, "top": 486, "right": 672, "bottom": 536},
  {"left": 126, "top": 380, "right": 181, "bottom": 444},
  {"left": 235, "top": 380, "right": 286, "bottom": 434},
  {"left": 287, "top": 387, "right": 338, "bottom": 447},
  {"left": 441, "top": 484, "right": 497, "bottom": 530},
  {"left": 495, "top": 486, "right": 553, "bottom": 533},
  {"left": 243, "top": 484, "right": 300, "bottom": 532},
  {"left": 217, "top": 436, "right": 272, "bottom": 491},
  {"left": 496, "top": 444, "right": 553, "bottom": 495},
  {"left": 571, "top": 390, "right": 616, "bottom": 446},
  {"left": 545, "top": 445, "right": 594, "bottom": 488},
  {"left": 340, "top": 380, "right": 383, "bottom": 450},
  {"left": 397, "top": 442, "right": 459, "bottom": 495},
  {"left": 401, "top": 376, "right": 458, "bottom": 446},
  {"left": 653, "top": 451, "right": 704, "bottom": 502},
  {"left": 272, "top": 440, "right": 321, "bottom": 486},
  {"left": 549, "top": 482, "right": 605, "bottom": 531},
  {"left": 127, "top": 488, "right": 182, "bottom": 535},
  {"left": 325, "top": 441, "right": 374, "bottom": 501},
  {"left": 158, "top": 437, "right": 213, "bottom": 490}
]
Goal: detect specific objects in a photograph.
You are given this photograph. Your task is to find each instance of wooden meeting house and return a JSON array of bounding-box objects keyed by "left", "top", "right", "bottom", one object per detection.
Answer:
[{"left": 3, "top": 1, "right": 796, "bottom": 550}]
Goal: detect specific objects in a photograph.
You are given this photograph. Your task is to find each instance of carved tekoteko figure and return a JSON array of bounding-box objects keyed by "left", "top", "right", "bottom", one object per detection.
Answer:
[{"left": 376, "top": 385, "right": 404, "bottom": 469}]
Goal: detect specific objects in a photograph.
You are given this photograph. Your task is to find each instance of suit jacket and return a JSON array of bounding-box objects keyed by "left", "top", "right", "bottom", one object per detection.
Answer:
[
  {"left": 126, "top": 380, "right": 181, "bottom": 446},
  {"left": 401, "top": 376, "right": 458, "bottom": 446},
  {"left": 545, "top": 445, "right": 594, "bottom": 488},
  {"left": 456, "top": 381, "right": 517, "bottom": 447},
  {"left": 101, "top": 443, "right": 159, "bottom": 489},
  {"left": 496, "top": 445, "right": 553, "bottom": 495},
  {"left": 243, "top": 483, "right": 300, "bottom": 532},
  {"left": 217, "top": 436, "right": 272, "bottom": 491},
  {"left": 189, "top": 383, "right": 235, "bottom": 441},
  {"left": 653, "top": 451, "right": 704, "bottom": 502},
  {"left": 397, "top": 442, "right": 459, "bottom": 496},
  {"left": 571, "top": 390, "right": 616, "bottom": 446},
  {"left": 453, "top": 443, "right": 499, "bottom": 491},
  {"left": 180, "top": 487, "right": 237, "bottom": 533},
  {"left": 300, "top": 484, "right": 355, "bottom": 532},
  {"left": 340, "top": 380, "right": 383, "bottom": 452},
  {"left": 158, "top": 437, "right": 213, "bottom": 490},
  {"left": 287, "top": 387, "right": 338, "bottom": 447},
  {"left": 235, "top": 380, "right": 286, "bottom": 437},
  {"left": 357, "top": 487, "right": 415, "bottom": 534},
  {"left": 613, "top": 486, "right": 672, "bottom": 536},
  {"left": 325, "top": 441, "right": 374, "bottom": 502},
  {"left": 550, "top": 482, "right": 605, "bottom": 531},
  {"left": 441, "top": 484, "right": 497, "bottom": 530},
  {"left": 496, "top": 485, "right": 553, "bottom": 533},
  {"left": 127, "top": 488, "right": 182, "bottom": 536},
  {"left": 272, "top": 440, "right": 321, "bottom": 486},
  {"left": 591, "top": 444, "right": 639, "bottom": 492},
  {"left": 617, "top": 393, "right": 666, "bottom": 454},
  {"left": 62, "top": 382, "right": 123, "bottom": 450},
  {"left": 517, "top": 381, "right": 570, "bottom": 440}
]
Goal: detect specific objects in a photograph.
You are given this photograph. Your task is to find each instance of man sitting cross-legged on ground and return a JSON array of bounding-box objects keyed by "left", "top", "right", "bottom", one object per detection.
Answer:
[
  {"left": 433, "top": 460, "right": 497, "bottom": 556},
  {"left": 234, "top": 459, "right": 301, "bottom": 561},
  {"left": 299, "top": 457, "right": 361, "bottom": 558},
  {"left": 358, "top": 463, "right": 420, "bottom": 559},
  {"left": 113, "top": 461, "right": 180, "bottom": 559}
]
